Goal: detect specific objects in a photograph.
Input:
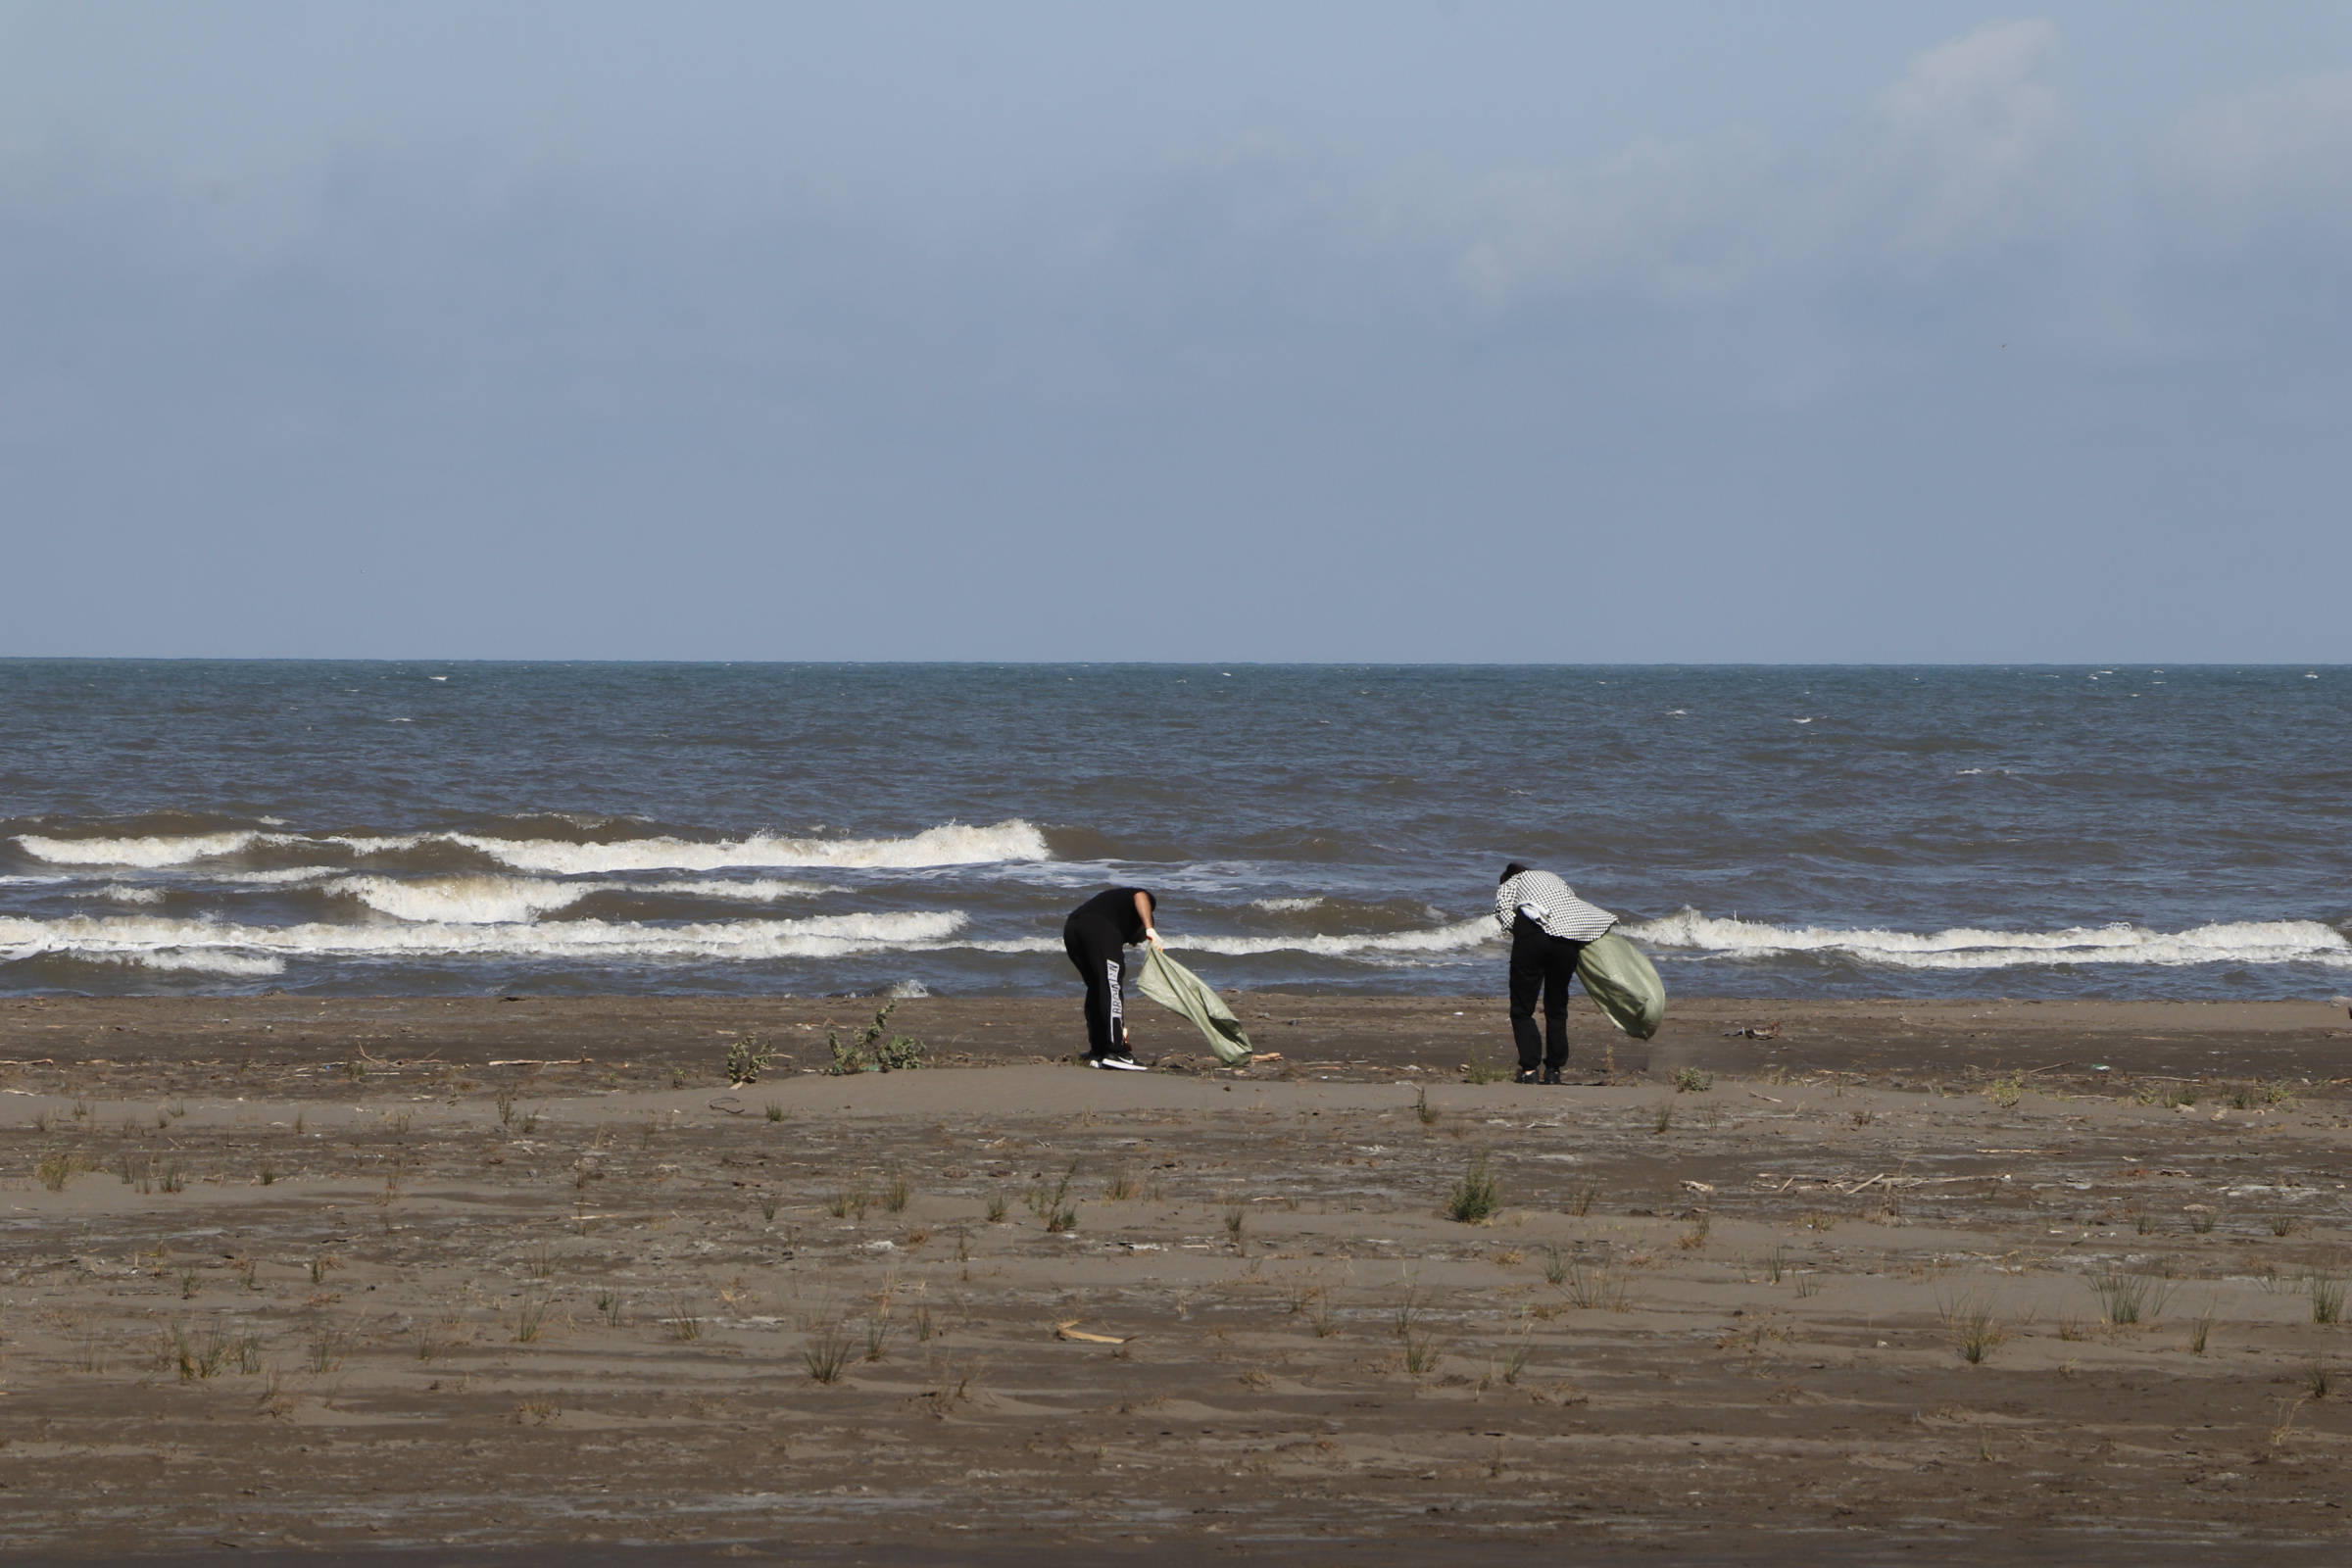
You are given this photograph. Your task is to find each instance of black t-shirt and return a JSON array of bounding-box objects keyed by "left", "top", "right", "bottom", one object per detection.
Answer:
[{"left": 1068, "top": 887, "right": 1153, "bottom": 945}]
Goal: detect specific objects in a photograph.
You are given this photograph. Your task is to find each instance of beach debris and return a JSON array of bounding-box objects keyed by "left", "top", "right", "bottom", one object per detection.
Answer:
[
  {"left": 1764, "top": 1171, "right": 2003, "bottom": 1194},
  {"left": 1054, "top": 1321, "right": 1132, "bottom": 1345},
  {"left": 1723, "top": 1022, "right": 1782, "bottom": 1040},
  {"left": 1680, "top": 1180, "right": 1716, "bottom": 1195},
  {"left": 351, "top": 1044, "right": 449, "bottom": 1066}
]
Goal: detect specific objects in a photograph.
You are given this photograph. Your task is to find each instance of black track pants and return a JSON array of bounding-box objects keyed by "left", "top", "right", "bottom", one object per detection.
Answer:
[
  {"left": 1062, "top": 915, "right": 1128, "bottom": 1055},
  {"left": 1508, "top": 913, "right": 1588, "bottom": 1073}
]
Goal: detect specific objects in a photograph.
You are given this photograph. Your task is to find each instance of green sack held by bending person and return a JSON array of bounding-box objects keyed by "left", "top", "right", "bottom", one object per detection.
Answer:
[
  {"left": 1575, "top": 931, "right": 1666, "bottom": 1041},
  {"left": 1137, "top": 947, "right": 1254, "bottom": 1067}
]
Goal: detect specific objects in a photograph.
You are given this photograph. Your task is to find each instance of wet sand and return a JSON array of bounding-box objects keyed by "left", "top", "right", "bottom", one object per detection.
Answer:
[{"left": 2, "top": 992, "right": 2349, "bottom": 1563}]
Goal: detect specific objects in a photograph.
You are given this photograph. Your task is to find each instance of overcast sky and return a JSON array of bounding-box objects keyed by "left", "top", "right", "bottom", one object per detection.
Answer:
[{"left": 3, "top": 2, "right": 2346, "bottom": 662}]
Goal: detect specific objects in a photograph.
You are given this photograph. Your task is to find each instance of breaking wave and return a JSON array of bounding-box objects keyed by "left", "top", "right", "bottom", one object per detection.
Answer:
[
  {"left": 328, "top": 875, "right": 599, "bottom": 925},
  {"left": 69, "top": 886, "right": 168, "bottom": 906},
  {"left": 15, "top": 819, "right": 1049, "bottom": 874},
  {"left": 0, "top": 909, "right": 966, "bottom": 966},
  {"left": 638, "top": 878, "right": 831, "bottom": 902},
  {"left": 445, "top": 820, "right": 1048, "bottom": 874},
  {"left": 1630, "top": 911, "right": 2352, "bottom": 970},
  {"left": 324, "top": 874, "right": 830, "bottom": 923},
  {"left": 17, "top": 831, "right": 262, "bottom": 867},
  {"left": 124, "top": 950, "right": 288, "bottom": 977},
  {"left": 1178, "top": 916, "right": 1498, "bottom": 958}
]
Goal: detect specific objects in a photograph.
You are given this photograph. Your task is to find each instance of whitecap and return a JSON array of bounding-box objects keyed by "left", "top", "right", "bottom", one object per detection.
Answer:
[
  {"left": 65, "top": 948, "right": 287, "bottom": 977},
  {"left": 17, "top": 831, "right": 260, "bottom": 867},
  {"left": 328, "top": 874, "right": 601, "bottom": 924},
  {"left": 1177, "top": 917, "right": 1498, "bottom": 959},
  {"left": 0, "top": 908, "right": 966, "bottom": 966},
  {"left": 209, "top": 866, "right": 343, "bottom": 887},
  {"left": 138, "top": 950, "right": 287, "bottom": 977},
  {"left": 1249, "top": 897, "right": 1326, "bottom": 912},
  {"left": 638, "top": 878, "right": 831, "bottom": 902},
  {"left": 444, "top": 818, "right": 1049, "bottom": 874},
  {"left": 1629, "top": 910, "right": 2352, "bottom": 971},
  {"left": 67, "top": 887, "right": 167, "bottom": 906}
]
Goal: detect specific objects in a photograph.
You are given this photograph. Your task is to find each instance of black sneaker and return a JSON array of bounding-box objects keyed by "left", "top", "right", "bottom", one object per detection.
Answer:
[
  {"left": 1541, "top": 1071, "right": 1564, "bottom": 1085},
  {"left": 1514, "top": 1068, "right": 1539, "bottom": 1085},
  {"left": 1095, "top": 1053, "right": 1148, "bottom": 1072}
]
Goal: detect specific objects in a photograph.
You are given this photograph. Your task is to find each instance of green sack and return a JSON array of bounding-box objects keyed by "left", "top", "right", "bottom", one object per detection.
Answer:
[
  {"left": 1137, "top": 948, "right": 1254, "bottom": 1066},
  {"left": 1575, "top": 931, "right": 1665, "bottom": 1041}
]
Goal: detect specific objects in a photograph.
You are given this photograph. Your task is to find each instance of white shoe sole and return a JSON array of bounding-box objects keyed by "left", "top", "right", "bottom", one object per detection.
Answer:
[{"left": 1093, "top": 1056, "right": 1148, "bottom": 1071}]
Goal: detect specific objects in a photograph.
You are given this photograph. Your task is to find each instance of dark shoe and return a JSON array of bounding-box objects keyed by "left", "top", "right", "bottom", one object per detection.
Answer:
[
  {"left": 1514, "top": 1068, "right": 1539, "bottom": 1084},
  {"left": 1095, "top": 1053, "right": 1148, "bottom": 1072},
  {"left": 1542, "top": 1071, "right": 1564, "bottom": 1085}
]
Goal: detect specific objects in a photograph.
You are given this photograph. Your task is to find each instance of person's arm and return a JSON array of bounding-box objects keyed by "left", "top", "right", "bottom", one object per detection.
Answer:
[{"left": 1135, "top": 890, "right": 1165, "bottom": 953}]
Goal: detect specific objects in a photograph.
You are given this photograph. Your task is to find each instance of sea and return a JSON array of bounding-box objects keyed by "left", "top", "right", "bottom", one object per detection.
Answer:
[{"left": 1, "top": 662, "right": 2345, "bottom": 1003}]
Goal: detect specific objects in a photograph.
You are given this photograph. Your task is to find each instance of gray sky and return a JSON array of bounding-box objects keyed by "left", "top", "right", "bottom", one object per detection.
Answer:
[{"left": 3, "top": 1, "right": 2347, "bottom": 662}]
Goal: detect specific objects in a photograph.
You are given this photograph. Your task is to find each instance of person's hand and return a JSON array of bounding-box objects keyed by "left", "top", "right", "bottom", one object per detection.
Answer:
[{"left": 1147, "top": 926, "right": 1166, "bottom": 954}]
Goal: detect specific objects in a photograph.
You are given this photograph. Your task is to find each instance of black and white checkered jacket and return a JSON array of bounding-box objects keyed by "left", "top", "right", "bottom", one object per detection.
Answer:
[{"left": 1494, "top": 869, "right": 1616, "bottom": 942}]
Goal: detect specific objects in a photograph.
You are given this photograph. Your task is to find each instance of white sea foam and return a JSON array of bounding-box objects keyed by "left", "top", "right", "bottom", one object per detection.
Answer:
[
  {"left": 328, "top": 875, "right": 600, "bottom": 925},
  {"left": 444, "top": 819, "right": 1048, "bottom": 874},
  {"left": 1177, "top": 917, "right": 1498, "bottom": 959},
  {"left": 0, "top": 909, "right": 965, "bottom": 966},
  {"left": 135, "top": 950, "right": 287, "bottom": 977},
  {"left": 210, "top": 867, "right": 343, "bottom": 886},
  {"left": 65, "top": 948, "right": 287, "bottom": 976},
  {"left": 18, "top": 819, "right": 1049, "bottom": 876},
  {"left": 68, "top": 887, "right": 167, "bottom": 906},
  {"left": 17, "top": 831, "right": 260, "bottom": 866},
  {"left": 1629, "top": 910, "right": 2352, "bottom": 970},
  {"left": 964, "top": 918, "right": 1499, "bottom": 960},
  {"left": 639, "top": 878, "right": 831, "bottom": 902},
  {"left": 1249, "top": 897, "right": 1326, "bottom": 911},
  {"left": 335, "top": 872, "right": 835, "bottom": 921}
]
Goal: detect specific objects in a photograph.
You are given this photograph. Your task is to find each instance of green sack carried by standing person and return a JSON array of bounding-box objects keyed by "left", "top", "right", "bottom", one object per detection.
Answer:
[
  {"left": 1137, "top": 947, "right": 1254, "bottom": 1066},
  {"left": 1575, "top": 931, "right": 1666, "bottom": 1041}
]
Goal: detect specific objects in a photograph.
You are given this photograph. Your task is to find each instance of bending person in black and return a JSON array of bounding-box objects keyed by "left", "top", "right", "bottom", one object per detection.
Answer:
[
  {"left": 1062, "top": 887, "right": 1163, "bottom": 1071},
  {"left": 1494, "top": 861, "right": 1617, "bottom": 1084}
]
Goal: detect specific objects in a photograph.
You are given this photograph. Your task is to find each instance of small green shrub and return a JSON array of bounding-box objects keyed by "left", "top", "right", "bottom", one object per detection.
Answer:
[
  {"left": 725, "top": 1033, "right": 776, "bottom": 1085},
  {"left": 827, "top": 1002, "right": 926, "bottom": 1074},
  {"left": 2090, "top": 1267, "right": 2177, "bottom": 1325},
  {"left": 803, "top": 1323, "right": 853, "bottom": 1384},
  {"left": 1446, "top": 1151, "right": 1502, "bottom": 1224}
]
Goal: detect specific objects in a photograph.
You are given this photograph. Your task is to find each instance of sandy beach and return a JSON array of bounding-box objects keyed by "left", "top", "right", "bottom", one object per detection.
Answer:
[{"left": 2, "top": 991, "right": 2349, "bottom": 1562}]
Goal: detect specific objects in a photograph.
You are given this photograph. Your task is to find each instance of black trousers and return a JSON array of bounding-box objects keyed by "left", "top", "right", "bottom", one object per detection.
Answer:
[
  {"left": 1062, "top": 915, "right": 1128, "bottom": 1055},
  {"left": 1508, "top": 913, "right": 1587, "bottom": 1072}
]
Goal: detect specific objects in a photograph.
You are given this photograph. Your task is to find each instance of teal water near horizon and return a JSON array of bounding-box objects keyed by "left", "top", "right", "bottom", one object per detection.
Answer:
[{"left": 2, "top": 662, "right": 2345, "bottom": 1000}]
